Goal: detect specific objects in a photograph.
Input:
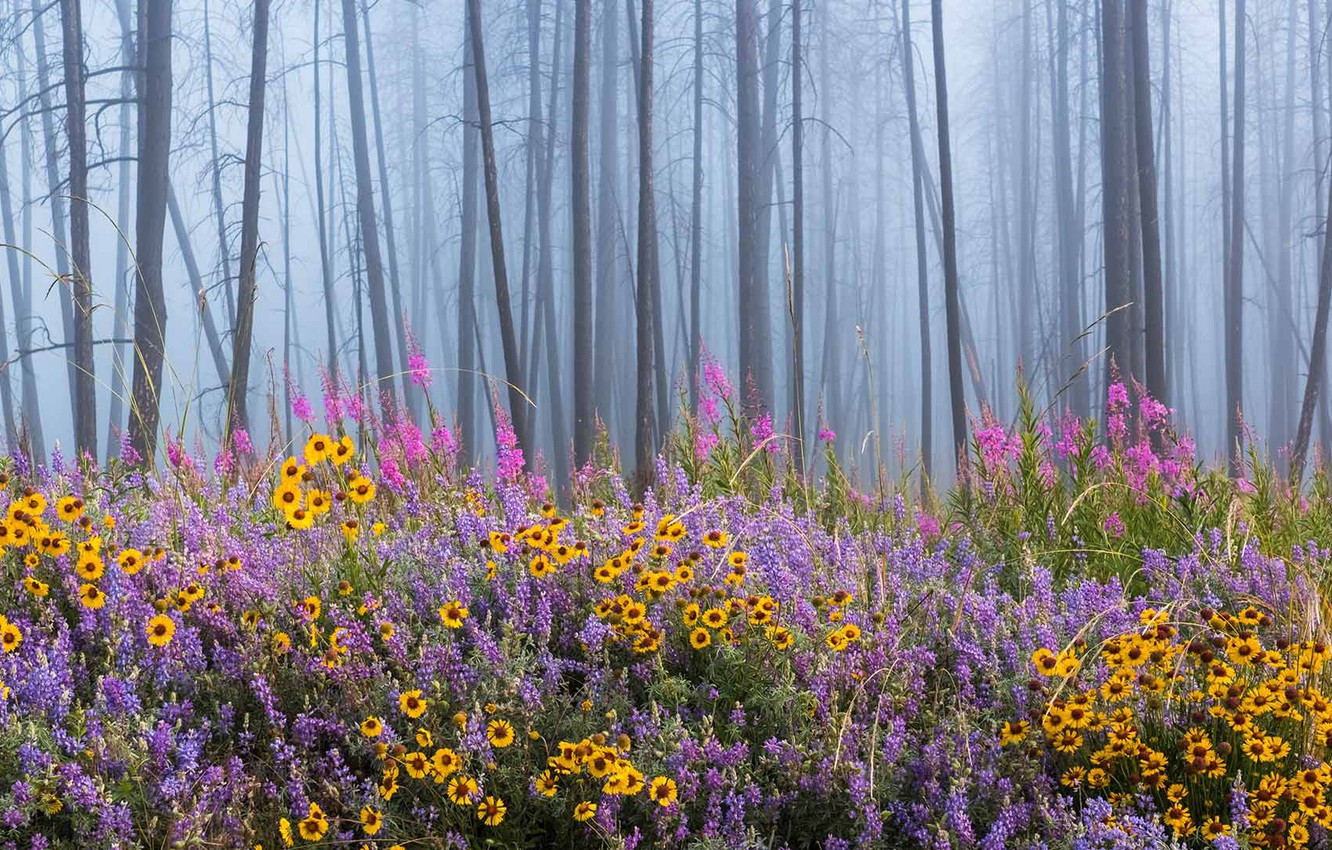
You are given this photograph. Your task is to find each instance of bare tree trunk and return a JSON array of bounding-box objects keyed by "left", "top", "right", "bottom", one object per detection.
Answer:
[
  {"left": 1130, "top": 0, "right": 1167, "bottom": 407},
  {"left": 341, "top": 0, "right": 398, "bottom": 415},
  {"left": 361, "top": 0, "right": 414, "bottom": 418},
  {"left": 635, "top": 0, "right": 657, "bottom": 486},
  {"left": 902, "top": 0, "right": 932, "bottom": 478},
  {"left": 737, "top": 0, "right": 773, "bottom": 407},
  {"left": 790, "top": 0, "right": 805, "bottom": 473},
  {"left": 0, "top": 116, "right": 29, "bottom": 451},
  {"left": 457, "top": 5, "right": 480, "bottom": 458},
  {"left": 227, "top": 0, "right": 271, "bottom": 436},
  {"left": 930, "top": 0, "right": 967, "bottom": 467},
  {"left": 31, "top": 0, "right": 79, "bottom": 444},
  {"left": 536, "top": 1, "right": 571, "bottom": 488},
  {"left": 594, "top": 0, "right": 622, "bottom": 444},
  {"left": 129, "top": 0, "right": 173, "bottom": 463},
  {"left": 1270, "top": 0, "right": 1298, "bottom": 449},
  {"left": 1016, "top": 0, "right": 1035, "bottom": 378},
  {"left": 467, "top": 0, "right": 530, "bottom": 458},
  {"left": 202, "top": 0, "right": 235, "bottom": 328},
  {"left": 1100, "top": 0, "right": 1134, "bottom": 391},
  {"left": 1291, "top": 144, "right": 1332, "bottom": 483},
  {"left": 313, "top": 0, "right": 339, "bottom": 377},
  {"left": 107, "top": 0, "right": 136, "bottom": 454},
  {"left": 1226, "top": 0, "right": 1247, "bottom": 470},
  {"left": 60, "top": 0, "right": 95, "bottom": 457},
  {"left": 572, "top": 0, "right": 593, "bottom": 465},
  {"left": 1049, "top": 0, "right": 1085, "bottom": 417}
]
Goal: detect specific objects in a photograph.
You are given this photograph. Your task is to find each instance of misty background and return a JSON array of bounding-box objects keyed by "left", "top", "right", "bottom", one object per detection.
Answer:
[{"left": 0, "top": 0, "right": 1320, "bottom": 482}]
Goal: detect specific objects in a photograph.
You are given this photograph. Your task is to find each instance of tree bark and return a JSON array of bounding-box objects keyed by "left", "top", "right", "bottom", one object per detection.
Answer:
[
  {"left": 902, "top": 0, "right": 932, "bottom": 478},
  {"left": 1291, "top": 153, "right": 1332, "bottom": 484},
  {"left": 129, "top": 0, "right": 173, "bottom": 463},
  {"left": 572, "top": 0, "right": 593, "bottom": 465},
  {"left": 227, "top": 0, "right": 271, "bottom": 436},
  {"left": 736, "top": 0, "right": 772, "bottom": 408},
  {"left": 340, "top": 0, "right": 398, "bottom": 416},
  {"left": 790, "top": 0, "right": 805, "bottom": 473},
  {"left": 635, "top": 0, "right": 657, "bottom": 486},
  {"left": 1226, "top": 0, "right": 1246, "bottom": 470},
  {"left": 1099, "top": 0, "right": 1134, "bottom": 394},
  {"left": 457, "top": 4, "right": 479, "bottom": 459},
  {"left": 467, "top": 0, "right": 530, "bottom": 459},
  {"left": 931, "top": 0, "right": 967, "bottom": 467},
  {"left": 60, "top": 0, "right": 95, "bottom": 457},
  {"left": 1130, "top": 0, "right": 1167, "bottom": 407}
]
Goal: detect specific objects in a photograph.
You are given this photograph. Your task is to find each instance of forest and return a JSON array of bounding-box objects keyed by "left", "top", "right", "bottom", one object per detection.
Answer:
[
  {"left": 2, "top": 0, "right": 1323, "bottom": 483},
  {"left": 6, "top": 1, "right": 1332, "bottom": 848}
]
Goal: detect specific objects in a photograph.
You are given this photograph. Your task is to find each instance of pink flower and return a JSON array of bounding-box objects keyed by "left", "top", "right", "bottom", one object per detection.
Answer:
[
  {"left": 431, "top": 425, "right": 457, "bottom": 457},
  {"left": 695, "top": 430, "right": 719, "bottom": 461},
  {"left": 1103, "top": 511, "right": 1125, "bottom": 538},
  {"left": 232, "top": 428, "right": 253, "bottom": 456},
  {"left": 408, "top": 352, "right": 432, "bottom": 389},
  {"left": 751, "top": 413, "right": 778, "bottom": 453},
  {"left": 1107, "top": 382, "right": 1129, "bottom": 411}
]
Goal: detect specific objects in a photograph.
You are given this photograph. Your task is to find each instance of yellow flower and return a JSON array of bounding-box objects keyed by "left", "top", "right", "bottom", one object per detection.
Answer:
[
  {"left": 331, "top": 435, "right": 356, "bottom": 465},
  {"left": 536, "top": 770, "right": 559, "bottom": 797},
  {"left": 55, "top": 496, "right": 84, "bottom": 522},
  {"left": 360, "top": 806, "right": 383, "bottom": 835},
  {"left": 278, "top": 818, "right": 293, "bottom": 848},
  {"left": 0, "top": 619, "right": 21, "bottom": 654},
  {"left": 22, "top": 576, "right": 47, "bottom": 597},
  {"left": 78, "top": 583, "right": 106, "bottom": 609},
  {"left": 341, "top": 520, "right": 360, "bottom": 542},
  {"left": 648, "top": 775, "right": 678, "bottom": 807},
  {"left": 999, "top": 720, "right": 1030, "bottom": 747},
  {"left": 304, "top": 433, "right": 332, "bottom": 464},
  {"left": 296, "top": 803, "right": 329, "bottom": 841},
  {"left": 477, "top": 795, "right": 506, "bottom": 827},
  {"left": 573, "top": 800, "right": 597, "bottom": 821},
  {"left": 689, "top": 627, "right": 711, "bottom": 650},
  {"left": 306, "top": 489, "right": 332, "bottom": 516},
  {"left": 286, "top": 508, "right": 314, "bottom": 530},
  {"left": 117, "top": 548, "right": 144, "bottom": 575},
  {"left": 432, "top": 748, "right": 461, "bottom": 779},
  {"left": 145, "top": 614, "right": 175, "bottom": 647},
  {"left": 439, "top": 601, "right": 469, "bottom": 629},
  {"left": 361, "top": 716, "right": 383, "bottom": 738},
  {"left": 272, "top": 482, "right": 302, "bottom": 514},
  {"left": 347, "top": 475, "right": 377, "bottom": 504},
  {"left": 401, "top": 751, "right": 430, "bottom": 779},
  {"left": 299, "top": 596, "right": 322, "bottom": 620},
  {"left": 486, "top": 719, "right": 515, "bottom": 748},
  {"left": 399, "top": 689, "right": 427, "bottom": 719},
  {"left": 76, "top": 554, "right": 104, "bottom": 581},
  {"left": 447, "top": 775, "right": 479, "bottom": 805}
]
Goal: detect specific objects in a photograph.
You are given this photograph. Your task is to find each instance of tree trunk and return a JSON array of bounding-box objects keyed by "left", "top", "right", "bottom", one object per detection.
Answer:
[
  {"left": 457, "top": 5, "right": 480, "bottom": 459},
  {"left": 361, "top": 0, "right": 414, "bottom": 418},
  {"left": 902, "top": 0, "right": 932, "bottom": 478},
  {"left": 203, "top": 0, "right": 235, "bottom": 327},
  {"left": 1099, "top": 0, "right": 1134, "bottom": 392},
  {"left": 227, "top": 0, "right": 271, "bottom": 436},
  {"left": 1049, "top": 0, "right": 1085, "bottom": 418},
  {"left": 572, "top": 0, "right": 593, "bottom": 465},
  {"left": 60, "top": 0, "right": 95, "bottom": 457},
  {"left": 594, "top": 0, "right": 622, "bottom": 445},
  {"left": 341, "top": 0, "right": 398, "bottom": 416},
  {"left": 1226, "top": 0, "right": 1247, "bottom": 470},
  {"left": 736, "top": 0, "right": 772, "bottom": 408},
  {"left": 129, "top": 0, "right": 173, "bottom": 463},
  {"left": 931, "top": 0, "right": 967, "bottom": 467},
  {"left": 635, "top": 0, "right": 657, "bottom": 486},
  {"left": 313, "top": 0, "right": 339, "bottom": 378},
  {"left": 106, "top": 0, "right": 136, "bottom": 454},
  {"left": 1291, "top": 151, "right": 1332, "bottom": 484},
  {"left": 467, "top": 0, "right": 530, "bottom": 459},
  {"left": 790, "top": 0, "right": 805, "bottom": 473},
  {"left": 31, "top": 0, "right": 78, "bottom": 447},
  {"left": 1130, "top": 0, "right": 1167, "bottom": 407}
]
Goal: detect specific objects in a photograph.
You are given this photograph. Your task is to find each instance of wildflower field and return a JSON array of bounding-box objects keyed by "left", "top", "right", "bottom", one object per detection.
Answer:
[{"left": 4, "top": 377, "right": 1332, "bottom": 850}]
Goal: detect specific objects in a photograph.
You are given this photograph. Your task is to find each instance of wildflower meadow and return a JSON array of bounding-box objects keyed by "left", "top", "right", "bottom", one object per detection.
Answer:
[{"left": 2, "top": 371, "right": 1332, "bottom": 850}]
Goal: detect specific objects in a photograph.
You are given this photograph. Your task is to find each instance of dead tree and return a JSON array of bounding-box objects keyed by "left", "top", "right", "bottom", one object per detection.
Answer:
[
  {"left": 635, "top": 0, "right": 657, "bottom": 485},
  {"left": 129, "top": 0, "right": 173, "bottom": 463},
  {"left": 572, "top": 0, "right": 594, "bottom": 465},
  {"left": 1130, "top": 0, "right": 1167, "bottom": 408},
  {"left": 340, "top": 0, "right": 398, "bottom": 415},
  {"left": 931, "top": 0, "right": 967, "bottom": 466},
  {"left": 227, "top": 0, "right": 271, "bottom": 435},
  {"left": 60, "top": 0, "right": 95, "bottom": 457},
  {"left": 467, "top": 0, "right": 531, "bottom": 458},
  {"left": 1225, "top": 0, "right": 1246, "bottom": 470}
]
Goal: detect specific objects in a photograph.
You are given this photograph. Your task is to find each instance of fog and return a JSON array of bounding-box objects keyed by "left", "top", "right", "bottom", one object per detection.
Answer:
[{"left": 0, "top": 0, "right": 1323, "bottom": 482}]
